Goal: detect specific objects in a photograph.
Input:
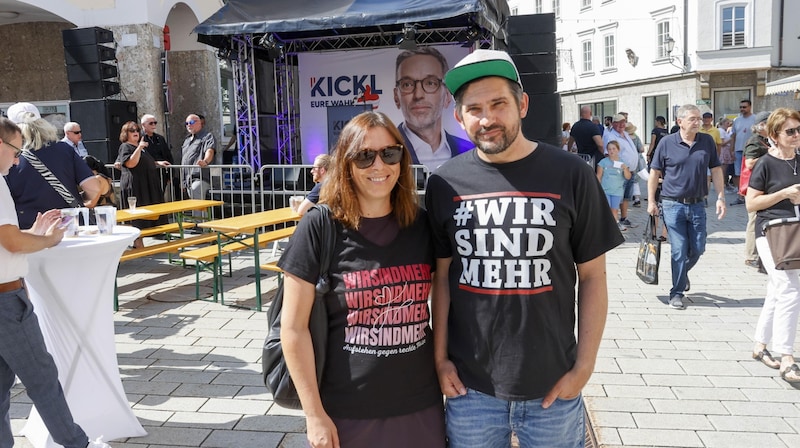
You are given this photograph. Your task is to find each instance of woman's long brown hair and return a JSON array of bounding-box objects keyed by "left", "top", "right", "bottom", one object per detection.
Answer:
[{"left": 320, "top": 111, "right": 418, "bottom": 230}]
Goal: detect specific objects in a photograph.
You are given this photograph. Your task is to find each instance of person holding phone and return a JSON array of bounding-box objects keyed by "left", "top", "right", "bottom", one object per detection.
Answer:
[
  {"left": 116, "top": 121, "right": 167, "bottom": 248},
  {"left": 0, "top": 117, "right": 112, "bottom": 448}
]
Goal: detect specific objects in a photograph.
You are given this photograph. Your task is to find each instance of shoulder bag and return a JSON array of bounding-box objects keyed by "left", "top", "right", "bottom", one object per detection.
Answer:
[
  {"left": 21, "top": 150, "right": 81, "bottom": 207},
  {"left": 262, "top": 204, "right": 335, "bottom": 409},
  {"left": 764, "top": 205, "right": 800, "bottom": 270},
  {"left": 636, "top": 215, "right": 661, "bottom": 284}
]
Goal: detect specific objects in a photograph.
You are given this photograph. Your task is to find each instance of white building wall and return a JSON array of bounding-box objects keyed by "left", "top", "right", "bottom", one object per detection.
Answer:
[{"left": 18, "top": 0, "right": 222, "bottom": 29}]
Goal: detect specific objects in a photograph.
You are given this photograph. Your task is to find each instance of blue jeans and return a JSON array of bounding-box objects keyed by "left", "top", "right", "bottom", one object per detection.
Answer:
[
  {"left": 445, "top": 388, "right": 584, "bottom": 448},
  {"left": 0, "top": 288, "right": 87, "bottom": 448},
  {"left": 661, "top": 200, "right": 707, "bottom": 297}
]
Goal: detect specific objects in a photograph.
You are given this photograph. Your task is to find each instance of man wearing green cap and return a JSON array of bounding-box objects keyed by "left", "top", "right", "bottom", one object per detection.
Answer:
[{"left": 426, "top": 49, "right": 623, "bottom": 446}]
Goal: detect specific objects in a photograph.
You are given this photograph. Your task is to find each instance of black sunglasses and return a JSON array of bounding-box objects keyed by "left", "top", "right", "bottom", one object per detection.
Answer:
[
  {"left": 351, "top": 144, "right": 404, "bottom": 169},
  {"left": 145, "top": 121, "right": 157, "bottom": 125},
  {"left": 782, "top": 126, "right": 800, "bottom": 137},
  {"left": 69, "top": 130, "right": 82, "bottom": 134}
]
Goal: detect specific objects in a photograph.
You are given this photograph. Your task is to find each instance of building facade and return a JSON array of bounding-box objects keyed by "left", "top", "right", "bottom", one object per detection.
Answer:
[
  {"left": 0, "top": 0, "right": 224, "bottom": 160},
  {"left": 507, "top": 0, "right": 800, "bottom": 145}
]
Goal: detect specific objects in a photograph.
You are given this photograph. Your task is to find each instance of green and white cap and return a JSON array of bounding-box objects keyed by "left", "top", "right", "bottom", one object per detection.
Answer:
[{"left": 444, "top": 49, "right": 522, "bottom": 95}]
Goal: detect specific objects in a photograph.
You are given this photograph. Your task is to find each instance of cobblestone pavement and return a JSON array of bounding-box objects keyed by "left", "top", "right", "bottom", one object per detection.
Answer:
[{"left": 10, "top": 192, "right": 800, "bottom": 447}]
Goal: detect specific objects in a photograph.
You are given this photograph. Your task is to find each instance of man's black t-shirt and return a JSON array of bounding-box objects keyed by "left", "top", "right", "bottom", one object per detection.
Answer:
[
  {"left": 570, "top": 118, "right": 602, "bottom": 156},
  {"left": 425, "top": 143, "right": 624, "bottom": 400}
]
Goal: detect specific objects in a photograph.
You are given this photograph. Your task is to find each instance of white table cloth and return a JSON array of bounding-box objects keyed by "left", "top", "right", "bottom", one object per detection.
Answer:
[{"left": 20, "top": 226, "right": 147, "bottom": 447}]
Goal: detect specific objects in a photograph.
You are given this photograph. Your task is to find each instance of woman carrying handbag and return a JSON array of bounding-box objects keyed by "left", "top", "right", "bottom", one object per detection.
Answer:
[
  {"left": 745, "top": 107, "right": 800, "bottom": 383},
  {"left": 277, "top": 112, "right": 444, "bottom": 448}
]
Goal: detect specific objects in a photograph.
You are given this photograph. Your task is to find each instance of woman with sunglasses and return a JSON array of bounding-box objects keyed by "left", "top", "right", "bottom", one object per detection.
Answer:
[
  {"left": 116, "top": 121, "right": 168, "bottom": 248},
  {"left": 746, "top": 107, "right": 800, "bottom": 384},
  {"left": 278, "top": 111, "right": 444, "bottom": 448}
]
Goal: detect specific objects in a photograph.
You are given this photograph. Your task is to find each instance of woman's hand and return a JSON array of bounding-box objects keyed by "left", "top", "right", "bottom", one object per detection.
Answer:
[
  {"left": 785, "top": 184, "right": 800, "bottom": 205},
  {"left": 306, "top": 414, "right": 340, "bottom": 448},
  {"left": 157, "top": 161, "right": 171, "bottom": 167}
]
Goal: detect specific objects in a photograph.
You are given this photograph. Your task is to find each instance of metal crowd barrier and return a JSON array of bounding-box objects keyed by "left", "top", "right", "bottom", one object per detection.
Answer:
[{"left": 104, "top": 163, "right": 431, "bottom": 219}]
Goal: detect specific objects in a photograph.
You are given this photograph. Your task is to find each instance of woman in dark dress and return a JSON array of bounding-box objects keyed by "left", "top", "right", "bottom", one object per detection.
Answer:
[
  {"left": 279, "top": 112, "right": 445, "bottom": 448},
  {"left": 116, "top": 121, "right": 170, "bottom": 247}
]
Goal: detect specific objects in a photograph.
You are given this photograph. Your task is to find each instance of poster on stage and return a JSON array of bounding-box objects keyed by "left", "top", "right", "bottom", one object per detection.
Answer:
[{"left": 298, "top": 45, "right": 471, "bottom": 165}]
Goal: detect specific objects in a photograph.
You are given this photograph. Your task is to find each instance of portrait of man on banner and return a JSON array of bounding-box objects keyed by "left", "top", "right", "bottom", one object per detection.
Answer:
[{"left": 298, "top": 45, "right": 471, "bottom": 170}]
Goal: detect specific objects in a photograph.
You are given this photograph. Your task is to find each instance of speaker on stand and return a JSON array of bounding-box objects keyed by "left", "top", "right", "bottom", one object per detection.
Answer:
[
  {"left": 69, "top": 99, "right": 138, "bottom": 163},
  {"left": 506, "top": 14, "right": 561, "bottom": 148}
]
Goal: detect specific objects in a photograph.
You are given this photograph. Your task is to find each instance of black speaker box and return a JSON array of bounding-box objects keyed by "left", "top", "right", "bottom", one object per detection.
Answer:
[
  {"left": 519, "top": 73, "right": 557, "bottom": 95},
  {"left": 64, "top": 44, "right": 116, "bottom": 65},
  {"left": 507, "top": 14, "right": 556, "bottom": 35},
  {"left": 69, "top": 81, "right": 121, "bottom": 101},
  {"left": 83, "top": 139, "right": 118, "bottom": 164},
  {"left": 62, "top": 27, "right": 114, "bottom": 47},
  {"left": 69, "top": 99, "right": 137, "bottom": 142},
  {"left": 66, "top": 62, "right": 118, "bottom": 83},
  {"left": 508, "top": 33, "right": 556, "bottom": 55},
  {"left": 510, "top": 53, "right": 557, "bottom": 75},
  {"left": 521, "top": 92, "right": 561, "bottom": 148}
]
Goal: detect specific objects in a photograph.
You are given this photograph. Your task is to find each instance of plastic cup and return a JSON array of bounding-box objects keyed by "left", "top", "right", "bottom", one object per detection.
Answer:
[
  {"left": 95, "top": 206, "right": 116, "bottom": 234},
  {"left": 289, "top": 196, "right": 304, "bottom": 213},
  {"left": 128, "top": 196, "right": 137, "bottom": 210},
  {"left": 76, "top": 207, "right": 89, "bottom": 226}
]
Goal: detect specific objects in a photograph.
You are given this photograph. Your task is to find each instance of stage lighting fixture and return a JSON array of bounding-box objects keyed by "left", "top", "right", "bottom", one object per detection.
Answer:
[
  {"left": 397, "top": 25, "right": 417, "bottom": 50},
  {"left": 217, "top": 47, "right": 232, "bottom": 60},
  {"left": 259, "top": 33, "right": 277, "bottom": 50}
]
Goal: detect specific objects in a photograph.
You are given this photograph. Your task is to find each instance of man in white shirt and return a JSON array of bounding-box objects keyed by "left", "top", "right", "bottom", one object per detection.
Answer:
[{"left": 0, "top": 117, "right": 110, "bottom": 448}]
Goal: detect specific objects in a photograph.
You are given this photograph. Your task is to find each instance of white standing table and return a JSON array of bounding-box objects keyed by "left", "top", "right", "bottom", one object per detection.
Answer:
[{"left": 20, "top": 225, "right": 147, "bottom": 447}]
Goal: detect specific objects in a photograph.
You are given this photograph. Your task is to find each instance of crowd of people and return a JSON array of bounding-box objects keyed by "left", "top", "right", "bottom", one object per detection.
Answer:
[{"left": 3, "top": 46, "right": 800, "bottom": 448}]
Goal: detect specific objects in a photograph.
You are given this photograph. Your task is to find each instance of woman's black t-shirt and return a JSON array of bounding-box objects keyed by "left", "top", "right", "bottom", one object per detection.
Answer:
[
  {"left": 277, "top": 207, "right": 440, "bottom": 419},
  {"left": 750, "top": 153, "right": 800, "bottom": 237}
]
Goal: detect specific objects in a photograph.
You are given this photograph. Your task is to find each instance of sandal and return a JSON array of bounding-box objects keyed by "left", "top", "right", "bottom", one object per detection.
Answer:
[
  {"left": 752, "top": 349, "right": 780, "bottom": 369},
  {"left": 780, "top": 364, "right": 800, "bottom": 383}
]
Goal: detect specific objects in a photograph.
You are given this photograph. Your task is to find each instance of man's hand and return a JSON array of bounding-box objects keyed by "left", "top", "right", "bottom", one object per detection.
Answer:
[
  {"left": 541, "top": 365, "right": 592, "bottom": 409},
  {"left": 716, "top": 199, "right": 727, "bottom": 220},
  {"left": 30, "top": 210, "right": 61, "bottom": 236},
  {"left": 647, "top": 201, "right": 659, "bottom": 216},
  {"left": 436, "top": 359, "right": 466, "bottom": 398}
]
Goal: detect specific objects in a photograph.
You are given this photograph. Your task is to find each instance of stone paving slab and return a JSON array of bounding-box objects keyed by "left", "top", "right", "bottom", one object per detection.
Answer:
[{"left": 8, "top": 196, "right": 800, "bottom": 447}]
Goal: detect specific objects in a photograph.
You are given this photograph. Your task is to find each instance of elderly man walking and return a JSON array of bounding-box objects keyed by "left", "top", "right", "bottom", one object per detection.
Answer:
[{"left": 647, "top": 104, "right": 727, "bottom": 309}]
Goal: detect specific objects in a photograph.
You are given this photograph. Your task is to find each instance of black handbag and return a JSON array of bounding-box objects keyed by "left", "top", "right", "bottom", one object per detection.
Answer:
[
  {"left": 764, "top": 205, "right": 800, "bottom": 270},
  {"left": 636, "top": 215, "right": 661, "bottom": 284},
  {"left": 262, "top": 204, "right": 335, "bottom": 409}
]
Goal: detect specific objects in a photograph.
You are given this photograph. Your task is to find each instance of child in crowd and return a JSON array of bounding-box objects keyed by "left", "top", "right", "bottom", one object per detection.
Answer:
[{"left": 597, "top": 140, "right": 632, "bottom": 231}]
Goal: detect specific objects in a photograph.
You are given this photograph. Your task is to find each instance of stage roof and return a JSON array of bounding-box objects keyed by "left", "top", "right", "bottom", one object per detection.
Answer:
[{"left": 194, "top": 0, "right": 509, "bottom": 48}]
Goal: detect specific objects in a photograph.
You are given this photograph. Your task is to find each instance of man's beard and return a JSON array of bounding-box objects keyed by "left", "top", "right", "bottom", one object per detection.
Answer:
[{"left": 470, "top": 122, "right": 520, "bottom": 155}]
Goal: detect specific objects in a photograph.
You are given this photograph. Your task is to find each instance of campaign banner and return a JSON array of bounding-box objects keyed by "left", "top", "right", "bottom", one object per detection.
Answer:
[{"left": 298, "top": 46, "right": 470, "bottom": 164}]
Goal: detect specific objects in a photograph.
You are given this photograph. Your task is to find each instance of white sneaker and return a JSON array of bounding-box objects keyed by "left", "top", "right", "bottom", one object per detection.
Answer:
[
  {"left": 669, "top": 295, "right": 685, "bottom": 310},
  {"left": 87, "top": 437, "right": 111, "bottom": 448},
  {"left": 617, "top": 222, "right": 627, "bottom": 231}
]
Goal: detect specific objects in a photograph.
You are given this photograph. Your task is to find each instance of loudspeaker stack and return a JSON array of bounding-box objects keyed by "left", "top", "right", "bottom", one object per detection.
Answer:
[
  {"left": 63, "top": 27, "right": 138, "bottom": 163},
  {"left": 505, "top": 14, "right": 561, "bottom": 148}
]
